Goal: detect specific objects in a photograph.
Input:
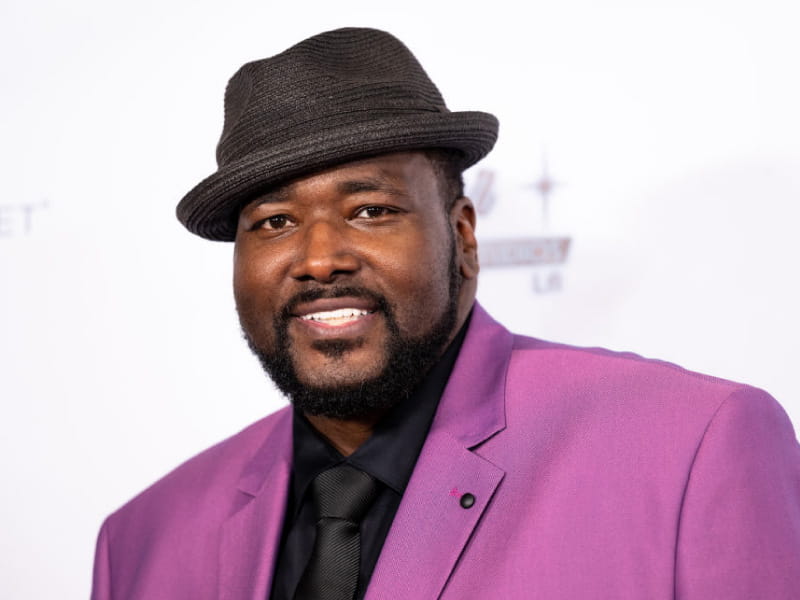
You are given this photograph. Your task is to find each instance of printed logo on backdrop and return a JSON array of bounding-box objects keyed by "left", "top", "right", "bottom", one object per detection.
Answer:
[
  {"left": 0, "top": 200, "right": 49, "bottom": 238},
  {"left": 468, "top": 155, "right": 571, "bottom": 293}
]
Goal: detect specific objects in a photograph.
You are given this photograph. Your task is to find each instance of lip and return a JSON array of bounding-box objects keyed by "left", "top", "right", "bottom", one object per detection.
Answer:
[
  {"left": 291, "top": 296, "right": 378, "bottom": 318},
  {"left": 290, "top": 296, "right": 381, "bottom": 338}
]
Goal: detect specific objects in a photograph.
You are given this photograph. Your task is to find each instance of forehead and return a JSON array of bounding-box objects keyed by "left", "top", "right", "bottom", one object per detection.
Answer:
[{"left": 243, "top": 151, "right": 439, "bottom": 208}]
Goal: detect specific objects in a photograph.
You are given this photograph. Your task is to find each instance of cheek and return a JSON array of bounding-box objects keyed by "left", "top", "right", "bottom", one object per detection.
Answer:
[
  {"left": 233, "top": 250, "right": 282, "bottom": 338},
  {"left": 232, "top": 260, "right": 257, "bottom": 314},
  {"left": 233, "top": 240, "right": 285, "bottom": 300},
  {"left": 377, "top": 236, "right": 453, "bottom": 323}
]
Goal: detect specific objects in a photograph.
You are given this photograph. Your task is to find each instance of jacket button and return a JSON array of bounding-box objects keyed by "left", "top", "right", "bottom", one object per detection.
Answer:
[{"left": 460, "top": 493, "right": 476, "bottom": 509}]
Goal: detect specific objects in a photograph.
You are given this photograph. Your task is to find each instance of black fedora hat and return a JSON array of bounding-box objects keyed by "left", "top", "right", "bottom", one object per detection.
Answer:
[{"left": 176, "top": 27, "right": 499, "bottom": 241}]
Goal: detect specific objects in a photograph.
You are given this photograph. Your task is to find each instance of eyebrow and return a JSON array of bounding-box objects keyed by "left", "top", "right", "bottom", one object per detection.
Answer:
[
  {"left": 335, "top": 177, "right": 407, "bottom": 198},
  {"left": 246, "top": 176, "right": 408, "bottom": 210},
  {"left": 247, "top": 186, "right": 291, "bottom": 208}
]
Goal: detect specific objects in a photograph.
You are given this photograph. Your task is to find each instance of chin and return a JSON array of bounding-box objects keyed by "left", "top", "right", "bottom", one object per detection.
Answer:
[{"left": 295, "top": 357, "right": 389, "bottom": 392}]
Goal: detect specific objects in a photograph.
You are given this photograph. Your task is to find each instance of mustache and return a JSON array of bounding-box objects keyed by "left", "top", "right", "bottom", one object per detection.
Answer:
[{"left": 279, "top": 286, "right": 392, "bottom": 321}]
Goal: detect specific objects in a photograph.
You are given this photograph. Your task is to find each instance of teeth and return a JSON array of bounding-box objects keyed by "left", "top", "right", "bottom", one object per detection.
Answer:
[{"left": 300, "top": 308, "right": 370, "bottom": 323}]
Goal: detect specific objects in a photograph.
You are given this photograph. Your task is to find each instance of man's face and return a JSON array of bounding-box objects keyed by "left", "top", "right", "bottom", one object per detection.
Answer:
[{"left": 233, "top": 152, "right": 475, "bottom": 420}]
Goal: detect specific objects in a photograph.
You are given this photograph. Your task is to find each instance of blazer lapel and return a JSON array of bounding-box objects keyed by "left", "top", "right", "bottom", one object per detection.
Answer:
[
  {"left": 219, "top": 411, "right": 293, "bottom": 600},
  {"left": 366, "top": 304, "right": 513, "bottom": 599},
  {"left": 366, "top": 430, "right": 504, "bottom": 599}
]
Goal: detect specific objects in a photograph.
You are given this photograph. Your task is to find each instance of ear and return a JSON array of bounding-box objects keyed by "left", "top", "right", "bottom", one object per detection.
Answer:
[{"left": 450, "top": 196, "right": 479, "bottom": 280}]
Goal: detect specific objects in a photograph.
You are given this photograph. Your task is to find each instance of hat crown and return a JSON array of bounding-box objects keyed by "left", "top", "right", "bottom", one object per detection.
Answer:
[
  {"left": 177, "top": 27, "right": 498, "bottom": 241},
  {"left": 216, "top": 28, "right": 447, "bottom": 166}
]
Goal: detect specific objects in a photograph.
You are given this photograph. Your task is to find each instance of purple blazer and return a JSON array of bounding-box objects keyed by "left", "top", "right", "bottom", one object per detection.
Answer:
[{"left": 92, "top": 304, "right": 800, "bottom": 599}]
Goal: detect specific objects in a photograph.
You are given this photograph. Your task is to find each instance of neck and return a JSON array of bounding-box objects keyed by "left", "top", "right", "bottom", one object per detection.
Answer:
[{"left": 304, "top": 413, "right": 384, "bottom": 456}]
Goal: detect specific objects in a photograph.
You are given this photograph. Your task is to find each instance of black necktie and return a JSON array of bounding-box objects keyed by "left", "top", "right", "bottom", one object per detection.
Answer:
[{"left": 293, "top": 464, "right": 379, "bottom": 600}]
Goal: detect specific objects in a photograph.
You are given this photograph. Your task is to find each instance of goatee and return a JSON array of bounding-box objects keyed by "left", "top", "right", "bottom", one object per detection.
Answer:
[{"left": 241, "top": 255, "right": 461, "bottom": 420}]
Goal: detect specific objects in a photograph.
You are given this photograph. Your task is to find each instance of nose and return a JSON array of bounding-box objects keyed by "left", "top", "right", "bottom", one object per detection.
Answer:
[{"left": 288, "top": 220, "right": 360, "bottom": 283}]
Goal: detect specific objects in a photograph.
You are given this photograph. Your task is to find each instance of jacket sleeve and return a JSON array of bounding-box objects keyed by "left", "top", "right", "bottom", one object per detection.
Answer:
[
  {"left": 675, "top": 387, "right": 800, "bottom": 598},
  {"left": 90, "top": 518, "right": 112, "bottom": 600}
]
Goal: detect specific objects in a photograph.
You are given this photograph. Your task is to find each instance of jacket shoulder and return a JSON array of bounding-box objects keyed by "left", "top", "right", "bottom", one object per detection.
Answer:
[
  {"left": 105, "top": 405, "right": 292, "bottom": 524},
  {"left": 509, "top": 332, "right": 751, "bottom": 404}
]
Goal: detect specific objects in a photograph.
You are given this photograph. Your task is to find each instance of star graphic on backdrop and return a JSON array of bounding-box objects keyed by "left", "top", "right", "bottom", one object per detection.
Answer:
[{"left": 527, "top": 153, "right": 562, "bottom": 230}]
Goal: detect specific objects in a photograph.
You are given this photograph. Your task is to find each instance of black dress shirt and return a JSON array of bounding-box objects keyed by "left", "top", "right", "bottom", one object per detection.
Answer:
[{"left": 269, "top": 319, "right": 469, "bottom": 600}]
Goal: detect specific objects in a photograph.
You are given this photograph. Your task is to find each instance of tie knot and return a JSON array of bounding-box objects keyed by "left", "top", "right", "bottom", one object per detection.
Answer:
[{"left": 312, "top": 464, "right": 378, "bottom": 522}]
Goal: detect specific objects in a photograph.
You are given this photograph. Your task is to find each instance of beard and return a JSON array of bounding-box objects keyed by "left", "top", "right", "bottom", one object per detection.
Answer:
[{"left": 240, "top": 244, "right": 462, "bottom": 420}]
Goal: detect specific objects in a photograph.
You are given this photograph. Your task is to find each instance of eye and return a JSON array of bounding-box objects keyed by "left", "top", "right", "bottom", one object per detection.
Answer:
[
  {"left": 254, "top": 214, "right": 293, "bottom": 231},
  {"left": 355, "top": 206, "right": 397, "bottom": 219}
]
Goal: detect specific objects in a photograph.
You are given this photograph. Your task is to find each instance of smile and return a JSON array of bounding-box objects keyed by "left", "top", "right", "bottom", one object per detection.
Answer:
[{"left": 299, "top": 308, "right": 373, "bottom": 326}]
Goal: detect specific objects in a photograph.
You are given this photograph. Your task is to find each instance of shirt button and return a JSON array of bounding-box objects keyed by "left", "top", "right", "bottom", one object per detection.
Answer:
[{"left": 460, "top": 493, "right": 476, "bottom": 509}]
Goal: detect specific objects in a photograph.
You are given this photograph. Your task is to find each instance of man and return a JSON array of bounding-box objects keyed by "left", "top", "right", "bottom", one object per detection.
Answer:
[{"left": 91, "top": 27, "right": 800, "bottom": 599}]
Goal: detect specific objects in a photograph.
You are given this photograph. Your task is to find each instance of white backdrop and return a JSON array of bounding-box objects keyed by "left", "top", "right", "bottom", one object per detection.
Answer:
[{"left": 2, "top": 1, "right": 798, "bottom": 597}]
